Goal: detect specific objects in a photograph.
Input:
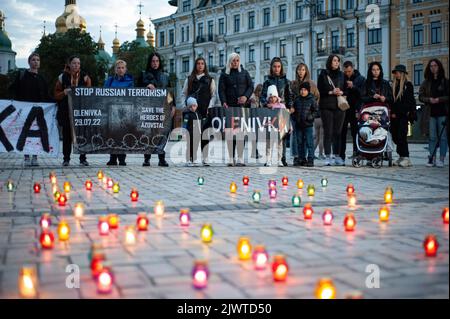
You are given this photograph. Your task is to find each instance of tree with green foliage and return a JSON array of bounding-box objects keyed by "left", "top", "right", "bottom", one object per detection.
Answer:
[
  {"left": 35, "top": 28, "right": 108, "bottom": 91},
  {"left": 114, "top": 41, "right": 155, "bottom": 86}
]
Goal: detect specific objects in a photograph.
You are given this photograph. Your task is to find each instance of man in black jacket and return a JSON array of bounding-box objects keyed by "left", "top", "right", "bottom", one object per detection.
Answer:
[
  {"left": 218, "top": 53, "right": 254, "bottom": 166},
  {"left": 340, "top": 61, "right": 365, "bottom": 160}
]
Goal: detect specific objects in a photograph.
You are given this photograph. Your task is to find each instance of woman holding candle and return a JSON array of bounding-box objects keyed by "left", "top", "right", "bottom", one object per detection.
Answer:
[
  {"left": 180, "top": 57, "right": 216, "bottom": 166},
  {"left": 9, "top": 53, "right": 52, "bottom": 167},
  {"left": 104, "top": 60, "right": 134, "bottom": 166},
  {"left": 54, "top": 55, "right": 92, "bottom": 166},
  {"left": 419, "top": 59, "right": 449, "bottom": 168},
  {"left": 139, "top": 52, "right": 175, "bottom": 167}
]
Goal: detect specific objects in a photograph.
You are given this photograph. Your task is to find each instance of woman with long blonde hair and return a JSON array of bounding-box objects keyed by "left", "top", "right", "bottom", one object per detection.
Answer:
[{"left": 391, "top": 65, "right": 416, "bottom": 167}]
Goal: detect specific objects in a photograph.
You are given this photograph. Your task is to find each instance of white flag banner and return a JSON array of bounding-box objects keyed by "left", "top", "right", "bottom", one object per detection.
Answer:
[{"left": 0, "top": 99, "right": 59, "bottom": 156}]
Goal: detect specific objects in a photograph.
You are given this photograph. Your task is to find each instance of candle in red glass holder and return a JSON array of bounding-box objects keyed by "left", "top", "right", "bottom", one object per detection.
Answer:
[
  {"left": 136, "top": 213, "right": 149, "bottom": 231},
  {"left": 344, "top": 213, "right": 356, "bottom": 231},
  {"left": 39, "top": 230, "right": 55, "bottom": 249},
  {"left": 322, "top": 209, "right": 334, "bottom": 225},
  {"left": 33, "top": 183, "right": 41, "bottom": 194},
  {"left": 442, "top": 207, "right": 449, "bottom": 224},
  {"left": 98, "top": 217, "right": 110, "bottom": 236},
  {"left": 58, "top": 194, "right": 67, "bottom": 206},
  {"left": 423, "top": 235, "right": 439, "bottom": 257},
  {"left": 85, "top": 180, "right": 93, "bottom": 191},
  {"left": 252, "top": 245, "right": 269, "bottom": 270},
  {"left": 90, "top": 253, "right": 106, "bottom": 278},
  {"left": 281, "top": 176, "right": 288, "bottom": 186},
  {"left": 268, "top": 180, "right": 277, "bottom": 189},
  {"left": 272, "top": 255, "right": 288, "bottom": 282},
  {"left": 192, "top": 261, "right": 209, "bottom": 289},
  {"left": 179, "top": 209, "right": 191, "bottom": 226},
  {"left": 106, "top": 178, "right": 113, "bottom": 189},
  {"left": 130, "top": 189, "right": 139, "bottom": 202},
  {"left": 303, "top": 204, "right": 314, "bottom": 220},
  {"left": 108, "top": 214, "right": 119, "bottom": 229},
  {"left": 39, "top": 213, "right": 52, "bottom": 229},
  {"left": 346, "top": 184, "right": 355, "bottom": 196},
  {"left": 97, "top": 266, "right": 114, "bottom": 294},
  {"left": 242, "top": 176, "right": 249, "bottom": 186}
]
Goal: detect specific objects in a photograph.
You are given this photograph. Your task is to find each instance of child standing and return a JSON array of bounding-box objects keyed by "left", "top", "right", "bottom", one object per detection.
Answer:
[
  {"left": 265, "top": 85, "right": 288, "bottom": 167},
  {"left": 292, "top": 82, "right": 319, "bottom": 167},
  {"left": 183, "top": 97, "right": 202, "bottom": 166}
]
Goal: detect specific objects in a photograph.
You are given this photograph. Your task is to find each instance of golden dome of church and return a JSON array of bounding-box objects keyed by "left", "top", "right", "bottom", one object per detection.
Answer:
[{"left": 55, "top": 0, "right": 87, "bottom": 33}]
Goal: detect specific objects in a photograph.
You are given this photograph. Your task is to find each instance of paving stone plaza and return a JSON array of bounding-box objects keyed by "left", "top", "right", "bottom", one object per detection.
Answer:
[{"left": 0, "top": 142, "right": 448, "bottom": 299}]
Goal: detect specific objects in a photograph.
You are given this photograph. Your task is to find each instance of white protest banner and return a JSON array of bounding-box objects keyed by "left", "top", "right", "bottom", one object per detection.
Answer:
[{"left": 0, "top": 99, "right": 59, "bottom": 156}]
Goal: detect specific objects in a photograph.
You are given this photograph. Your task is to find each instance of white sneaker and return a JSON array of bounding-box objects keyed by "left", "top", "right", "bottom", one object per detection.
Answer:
[
  {"left": 334, "top": 156, "right": 345, "bottom": 166},
  {"left": 24, "top": 157, "right": 31, "bottom": 167},
  {"left": 399, "top": 157, "right": 412, "bottom": 167},
  {"left": 426, "top": 157, "right": 435, "bottom": 167},
  {"left": 436, "top": 160, "right": 445, "bottom": 168},
  {"left": 185, "top": 161, "right": 193, "bottom": 167},
  {"left": 324, "top": 156, "right": 333, "bottom": 166},
  {"left": 265, "top": 161, "right": 272, "bottom": 167},
  {"left": 393, "top": 157, "right": 402, "bottom": 166}
]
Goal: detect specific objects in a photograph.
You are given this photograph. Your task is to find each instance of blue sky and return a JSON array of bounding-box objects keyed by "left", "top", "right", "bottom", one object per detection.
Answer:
[{"left": 2, "top": 0, "right": 177, "bottom": 67}]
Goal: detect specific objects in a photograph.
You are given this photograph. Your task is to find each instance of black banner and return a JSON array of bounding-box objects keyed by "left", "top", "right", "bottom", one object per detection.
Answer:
[{"left": 69, "top": 87, "right": 173, "bottom": 154}]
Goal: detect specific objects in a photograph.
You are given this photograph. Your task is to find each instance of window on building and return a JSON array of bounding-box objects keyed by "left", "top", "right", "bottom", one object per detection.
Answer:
[
  {"left": 249, "top": 45, "right": 255, "bottom": 63},
  {"left": 219, "top": 50, "right": 225, "bottom": 67},
  {"left": 198, "top": 22, "right": 204, "bottom": 38},
  {"left": 414, "top": 64, "right": 423, "bottom": 86},
  {"left": 208, "top": 21, "right": 214, "bottom": 41},
  {"left": 332, "top": 30, "right": 340, "bottom": 52},
  {"left": 208, "top": 52, "right": 214, "bottom": 69},
  {"left": 181, "top": 27, "right": 185, "bottom": 43},
  {"left": 346, "top": 0, "right": 354, "bottom": 10},
  {"left": 219, "top": 18, "right": 225, "bottom": 35},
  {"left": 317, "top": 1, "right": 325, "bottom": 16},
  {"left": 317, "top": 32, "right": 324, "bottom": 51},
  {"left": 263, "top": 8, "right": 270, "bottom": 27},
  {"left": 169, "top": 59, "right": 175, "bottom": 73},
  {"left": 413, "top": 24, "right": 423, "bottom": 46},
  {"left": 347, "top": 27, "right": 355, "bottom": 48},
  {"left": 279, "top": 4, "right": 287, "bottom": 24},
  {"left": 295, "top": 1, "right": 303, "bottom": 20},
  {"left": 412, "top": 0, "right": 422, "bottom": 3},
  {"left": 169, "top": 30, "right": 174, "bottom": 45},
  {"left": 368, "top": 28, "right": 381, "bottom": 45},
  {"left": 159, "top": 31, "right": 165, "bottom": 47},
  {"left": 279, "top": 39, "right": 286, "bottom": 57},
  {"left": 182, "top": 0, "right": 191, "bottom": 12},
  {"left": 234, "top": 47, "right": 240, "bottom": 54},
  {"left": 234, "top": 14, "right": 240, "bottom": 33},
  {"left": 431, "top": 21, "right": 442, "bottom": 44},
  {"left": 296, "top": 36, "right": 303, "bottom": 56},
  {"left": 331, "top": 0, "right": 339, "bottom": 16},
  {"left": 264, "top": 42, "right": 270, "bottom": 60},
  {"left": 182, "top": 57, "right": 190, "bottom": 73},
  {"left": 186, "top": 26, "right": 190, "bottom": 42},
  {"left": 248, "top": 11, "right": 255, "bottom": 30}
]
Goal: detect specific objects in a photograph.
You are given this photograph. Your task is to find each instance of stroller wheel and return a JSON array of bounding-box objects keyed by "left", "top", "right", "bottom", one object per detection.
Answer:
[
  {"left": 387, "top": 151, "right": 393, "bottom": 167},
  {"left": 372, "top": 156, "right": 383, "bottom": 169},
  {"left": 352, "top": 156, "right": 362, "bottom": 168}
]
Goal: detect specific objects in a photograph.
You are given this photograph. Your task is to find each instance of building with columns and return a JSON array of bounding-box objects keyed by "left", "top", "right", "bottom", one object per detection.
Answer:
[{"left": 153, "top": 0, "right": 396, "bottom": 106}]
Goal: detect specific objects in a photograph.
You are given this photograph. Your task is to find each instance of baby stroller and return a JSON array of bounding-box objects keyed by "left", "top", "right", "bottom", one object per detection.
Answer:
[{"left": 352, "top": 102, "right": 393, "bottom": 168}]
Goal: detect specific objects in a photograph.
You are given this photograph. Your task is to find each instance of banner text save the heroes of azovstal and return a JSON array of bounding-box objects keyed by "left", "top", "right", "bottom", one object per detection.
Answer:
[{"left": 69, "top": 88, "right": 290, "bottom": 154}]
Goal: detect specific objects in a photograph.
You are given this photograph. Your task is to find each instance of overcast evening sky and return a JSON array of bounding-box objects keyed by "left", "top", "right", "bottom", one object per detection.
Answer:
[{"left": 2, "top": 0, "right": 177, "bottom": 67}]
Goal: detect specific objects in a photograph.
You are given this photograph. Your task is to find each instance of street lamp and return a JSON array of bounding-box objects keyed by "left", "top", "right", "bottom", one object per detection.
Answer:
[{"left": 303, "top": 0, "right": 318, "bottom": 79}]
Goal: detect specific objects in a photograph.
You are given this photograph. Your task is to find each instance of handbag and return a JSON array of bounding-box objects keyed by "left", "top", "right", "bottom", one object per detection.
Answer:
[{"left": 327, "top": 75, "right": 350, "bottom": 111}]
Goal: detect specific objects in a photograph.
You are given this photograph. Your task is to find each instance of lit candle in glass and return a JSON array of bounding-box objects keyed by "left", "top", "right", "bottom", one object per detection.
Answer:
[
  {"left": 230, "top": 182, "right": 237, "bottom": 193},
  {"left": 268, "top": 187, "right": 277, "bottom": 199},
  {"left": 97, "top": 170, "right": 104, "bottom": 180},
  {"left": 321, "top": 178, "right": 328, "bottom": 188},
  {"left": 57, "top": 220, "right": 70, "bottom": 241},
  {"left": 18, "top": 266, "right": 38, "bottom": 298},
  {"left": 296, "top": 179, "right": 304, "bottom": 189},
  {"left": 292, "top": 195, "right": 301, "bottom": 207},
  {"left": 179, "top": 209, "right": 191, "bottom": 226},
  {"left": 97, "top": 266, "right": 114, "bottom": 294},
  {"left": 200, "top": 224, "right": 213, "bottom": 243},
  {"left": 307, "top": 184, "right": 315, "bottom": 197},
  {"left": 154, "top": 200, "right": 165, "bottom": 217},
  {"left": 378, "top": 207, "right": 390, "bottom": 222},
  {"left": 33, "top": 182, "right": 41, "bottom": 194},
  {"left": 423, "top": 235, "right": 439, "bottom": 257},
  {"left": 344, "top": 213, "right": 356, "bottom": 231},
  {"left": 197, "top": 176, "right": 205, "bottom": 186},
  {"left": 322, "top": 209, "right": 334, "bottom": 226},
  {"left": 106, "top": 178, "right": 114, "bottom": 189},
  {"left": 303, "top": 204, "right": 314, "bottom": 220},
  {"left": 136, "top": 213, "right": 149, "bottom": 231},
  {"left": 6, "top": 180, "right": 14, "bottom": 192},
  {"left": 192, "top": 260, "right": 209, "bottom": 289},
  {"left": 346, "top": 184, "right": 355, "bottom": 195},
  {"left": 112, "top": 182, "right": 120, "bottom": 193},
  {"left": 272, "top": 255, "right": 288, "bottom": 282},
  {"left": 63, "top": 181, "right": 71, "bottom": 193},
  {"left": 124, "top": 226, "right": 136, "bottom": 245},
  {"left": 108, "top": 214, "right": 119, "bottom": 229},
  {"left": 39, "top": 213, "right": 52, "bottom": 229},
  {"left": 242, "top": 176, "right": 249, "bottom": 186},
  {"left": 281, "top": 176, "right": 288, "bottom": 186},
  {"left": 443, "top": 207, "right": 449, "bottom": 224},
  {"left": 237, "top": 237, "right": 252, "bottom": 260},
  {"left": 315, "top": 278, "right": 336, "bottom": 299},
  {"left": 130, "top": 189, "right": 139, "bottom": 202},
  {"left": 268, "top": 180, "right": 277, "bottom": 189},
  {"left": 252, "top": 245, "right": 269, "bottom": 270},
  {"left": 85, "top": 180, "right": 93, "bottom": 191},
  {"left": 98, "top": 217, "right": 110, "bottom": 236},
  {"left": 73, "top": 203, "right": 84, "bottom": 219},
  {"left": 252, "top": 190, "right": 261, "bottom": 203},
  {"left": 39, "top": 230, "right": 55, "bottom": 249},
  {"left": 58, "top": 194, "right": 67, "bottom": 206}
]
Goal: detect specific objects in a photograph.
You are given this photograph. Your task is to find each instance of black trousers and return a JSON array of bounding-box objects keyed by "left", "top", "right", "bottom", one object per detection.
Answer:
[
  {"left": 339, "top": 108, "right": 358, "bottom": 159},
  {"left": 391, "top": 116, "right": 409, "bottom": 157},
  {"left": 61, "top": 120, "right": 86, "bottom": 162},
  {"left": 109, "top": 154, "right": 126, "bottom": 163},
  {"left": 321, "top": 108, "right": 346, "bottom": 157},
  {"left": 144, "top": 152, "right": 165, "bottom": 162}
]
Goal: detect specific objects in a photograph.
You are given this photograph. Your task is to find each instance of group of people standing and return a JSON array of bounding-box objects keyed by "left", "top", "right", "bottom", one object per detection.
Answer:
[{"left": 8, "top": 51, "right": 449, "bottom": 168}]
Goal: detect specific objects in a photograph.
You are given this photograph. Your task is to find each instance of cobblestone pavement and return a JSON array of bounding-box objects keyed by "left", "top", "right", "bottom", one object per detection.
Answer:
[{"left": 0, "top": 142, "right": 448, "bottom": 299}]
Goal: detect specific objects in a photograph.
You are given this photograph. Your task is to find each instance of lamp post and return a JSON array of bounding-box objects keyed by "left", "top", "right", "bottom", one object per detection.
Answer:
[{"left": 304, "top": 0, "right": 317, "bottom": 79}]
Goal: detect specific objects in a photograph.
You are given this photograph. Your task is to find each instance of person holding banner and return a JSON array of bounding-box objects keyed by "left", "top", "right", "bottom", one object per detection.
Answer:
[
  {"left": 260, "top": 57, "right": 293, "bottom": 167},
  {"left": 9, "top": 52, "right": 51, "bottom": 166},
  {"left": 218, "top": 53, "right": 254, "bottom": 167},
  {"left": 54, "top": 55, "right": 92, "bottom": 166},
  {"left": 104, "top": 59, "right": 134, "bottom": 166},
  {"left": 139, "top": 52, "right": 174, "bottom": 167},
  {"left": 180, "top": 57, "right": 216, "bottom": 166}
]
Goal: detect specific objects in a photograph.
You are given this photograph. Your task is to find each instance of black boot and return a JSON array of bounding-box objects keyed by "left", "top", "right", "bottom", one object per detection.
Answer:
[
  {"left": 158, "top": 154, "right": 169, "bottom": 167},
  {"left": 107, "top": 154, "right": 118, "bottom": 166},
  {"left": 143, "top": 154, "right": 151, "bottom": 167},
  {"left": 281, "top": 157, "right": 288, "bottom": 167}
]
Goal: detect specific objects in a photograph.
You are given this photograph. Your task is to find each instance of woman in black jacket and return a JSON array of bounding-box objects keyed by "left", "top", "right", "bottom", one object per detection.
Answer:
[
  {"left": 317, "top": 54, "right": 346, "bottom": 166},
  {"left": 260, "top": 57, "right": 293, "bottom": 166},
  {"left": 218, "top": 53, "right": 254, "bottom": 166},
  {"left": 361, "top": 61, "right": 394, "bottom": 107},
  {"left": 139, "top": 52, "right": 175, "bottom": 167},
  {"left": 391, "top": 65, "right": 416, "bottom": 168}
]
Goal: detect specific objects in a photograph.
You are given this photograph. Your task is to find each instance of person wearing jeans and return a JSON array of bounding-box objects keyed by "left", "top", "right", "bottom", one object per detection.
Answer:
[{"left": 419, "top": 58, "right": 449, "bottom": 168}]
